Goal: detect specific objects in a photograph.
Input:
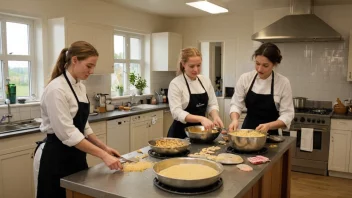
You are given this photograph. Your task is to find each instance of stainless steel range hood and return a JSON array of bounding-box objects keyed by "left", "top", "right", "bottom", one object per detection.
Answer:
[{"left": 252, "top": 0, "right": 342, "bottom": 43}]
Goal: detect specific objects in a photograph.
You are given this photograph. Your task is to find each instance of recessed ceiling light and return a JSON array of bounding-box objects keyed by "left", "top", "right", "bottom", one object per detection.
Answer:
[{"left": 186, "top": 0, "right": 228, "bottom": 14}]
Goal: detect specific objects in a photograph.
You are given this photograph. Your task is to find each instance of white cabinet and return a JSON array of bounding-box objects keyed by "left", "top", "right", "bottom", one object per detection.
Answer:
[
  {"left": 348, "top": 30, "right": 352, "bottom": 81},
  {"left": 217, "top": 97, "right": 224, "bottom": 123},
  {"left": 224, "top": 99, "right": 231, "bottom": 127},
  {"left": 163, "top": 110, "right": 174, "bottom": 137},
  {"left": 86, "top": 121, "right": 107, "bottom": 167},
  {"left": 48, "top": 17, "right": 114, "bottom": 75},
  {"left": 107, "top": 117, "right": 130, "bottom": 155},
  {"left": 152, "top": 32, "right": 182, "bottom": 71},
  {"left": 329, "top": 119, "right": 352, "bottom": 173},
  {"left": 130, "top": 120, "right": 149, "bottom": 151},
  {"left": 148, "top": 111, "right": 164, "bottom": 140}
]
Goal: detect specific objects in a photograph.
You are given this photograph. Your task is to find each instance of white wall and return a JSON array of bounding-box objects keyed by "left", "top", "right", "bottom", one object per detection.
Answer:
[
  {"left": 169, "top": 4, "right": 352, "bottom": 103},
  {"left": 0, "top": 0, "right": 170, "bottom": 102}
]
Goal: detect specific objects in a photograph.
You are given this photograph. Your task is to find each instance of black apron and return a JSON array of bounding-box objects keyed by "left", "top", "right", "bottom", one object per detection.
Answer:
[
  {"left": 37, "top": 72, "right": 90, "bottom": 198},
  {"left": 242, "top": 71, "right": 279, "bottom": 135},
  {"left": 167, "top": 73, "right": 209, "bottom": 138}
]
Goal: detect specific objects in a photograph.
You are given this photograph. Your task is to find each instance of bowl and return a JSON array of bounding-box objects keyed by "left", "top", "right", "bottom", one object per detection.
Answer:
[
  {"left": 334, "top": 106, "right": 347, "bottom": 114},
  {"left": 153, "top": 157, "right": 223, "bottom": 188},
  {"left": 148, "top": 137, "right": 190, "bottom": 155},
  {"left": 184, "top": 125, "right": 221, "bottom": 143},
  {"left": 228, "top": 129, "right": 267, "bottom": 152},
  {"left": 17, "top": 99, "right": 26, "bottom": 104}
]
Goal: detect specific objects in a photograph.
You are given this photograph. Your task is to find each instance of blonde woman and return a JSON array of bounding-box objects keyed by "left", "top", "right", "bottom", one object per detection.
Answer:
[{"left": 167, "top": 47, "right": 223, "bottom": 138}]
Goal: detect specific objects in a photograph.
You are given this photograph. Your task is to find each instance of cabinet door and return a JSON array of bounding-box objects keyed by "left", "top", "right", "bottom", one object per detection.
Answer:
[
  {"left": 87, "top": 134, "right": 107, "bottom": 167},
  {"left": 348, "top": 30, "right": 352, "bottom": 81},
  {"left": 66, "top": 22, "right": 114, "bottom": 74},
  {"left": 328, "top": 129, "right": 351, "bottom": 172},
  {"left": 224, "top": 99, "right": 231, "bottom": 127},
  {"left": 0, "top": 149, "right": 34, "bottom": 198},
  {"left": 130, "top": 121, "right": 149, "bottom": 151},
  {"left": 163, "top": 111, "right": 174, "bottom": 137},
  {"left": 168, "top": 33, "right": 182, "bottom": 71},
  {"left": 107, "top": 122, "right": 130, "bottom": 155},
  {"left": 149, "top": 118, "right": 164, "bottom": 140}
]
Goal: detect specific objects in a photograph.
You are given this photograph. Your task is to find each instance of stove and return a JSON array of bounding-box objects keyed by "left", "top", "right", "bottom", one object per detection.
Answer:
[
  {"left": 283, "top": 100, "right": 332, "bottom": 175},
  {"left": 153, "top": 177, "right": 223, "bottom": 195}
]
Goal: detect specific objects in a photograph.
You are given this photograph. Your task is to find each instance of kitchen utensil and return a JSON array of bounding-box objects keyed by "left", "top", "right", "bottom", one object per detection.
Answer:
[
  {"left": 184, "top": 125, "right": 221, "bottom": 143},
  {"left": 227, "top": 129, "right": 267, "bottom": 152},
  {"left": 17, "top": 98, "right": 26, "bottom": 104},
  {"left": 334, "top": 105, "right": 347, "bottom": 114},
  {"left": 293, "top": 97, "right": 307, "bottom": 109},
  {"left": 153, "top": 157, "right": 223, "bottom": 188},
  {"left": 148, "top": 137, "right": 190, "bottom": 155},
  {"left": 106, "top": 104, "right": 115, "bottom": 111},
  {"left": 120, "top": 156, "right": 139, "bottom": 163}
]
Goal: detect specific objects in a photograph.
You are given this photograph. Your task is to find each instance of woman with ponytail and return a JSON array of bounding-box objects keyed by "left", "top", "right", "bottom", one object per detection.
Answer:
[
  {"left": 34, "top": 41, "right": 123, "bottom": 198},
  {"left": 167, "top": 47, "right": 224, "bottom": 138}
]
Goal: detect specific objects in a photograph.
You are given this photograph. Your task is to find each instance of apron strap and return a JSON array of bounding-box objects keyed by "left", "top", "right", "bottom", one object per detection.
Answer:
[
  {"left": 183, "top": 73, "right": 207, "bottom": 95},
  {"left": 271, "top": 71, "right": 275, "bottom": 95},
  {"left": 63, "top": 71, "right": 80, "bottom": 104}
]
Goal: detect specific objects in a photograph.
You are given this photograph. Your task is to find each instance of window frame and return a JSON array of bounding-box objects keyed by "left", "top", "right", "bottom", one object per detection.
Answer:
[
  {"left": 0, "top": 14, "right": 35, "bottom": 101},
  {"left": 112, "top": 30, "right": 144, "bottom": 97}
]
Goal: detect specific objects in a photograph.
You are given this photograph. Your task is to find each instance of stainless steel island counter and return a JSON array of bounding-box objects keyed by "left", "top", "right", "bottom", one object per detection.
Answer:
[{"left": 61, "top": 137, "right": 296, "bottom": 198}]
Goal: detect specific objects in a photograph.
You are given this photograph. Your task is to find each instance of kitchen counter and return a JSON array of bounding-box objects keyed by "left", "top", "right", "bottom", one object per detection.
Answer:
[
  {"left": 61, "top": 137, "right": 295, "bottom": 198},
  {"left": 331, "top": 112, "right": 352, "bottom": 119},
  {"left": 0, "top": 104, "right": 169, "bottom": 139}
]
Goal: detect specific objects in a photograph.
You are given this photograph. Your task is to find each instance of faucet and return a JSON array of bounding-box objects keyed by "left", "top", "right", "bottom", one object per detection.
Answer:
[{"left": 4, "top": 99, "right": 12, "bottom": 123}]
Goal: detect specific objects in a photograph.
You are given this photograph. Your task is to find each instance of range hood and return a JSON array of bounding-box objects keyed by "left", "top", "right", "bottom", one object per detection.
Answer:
[{"left": 252, "top": 0, "right": 342, "bottom": 43}]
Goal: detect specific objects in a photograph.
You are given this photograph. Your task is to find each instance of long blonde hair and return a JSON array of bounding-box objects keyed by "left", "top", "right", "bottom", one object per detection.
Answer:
[
  {"left": 176, "top": 47, "right": 202, "bottom": 75},
  {"left": 48, "top": 41, "right": 99, "bottom": 83}
]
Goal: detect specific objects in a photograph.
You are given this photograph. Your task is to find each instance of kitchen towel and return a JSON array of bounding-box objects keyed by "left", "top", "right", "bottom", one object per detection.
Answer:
[
  {"left": 289, "top": 130, "right": 297, "bottom": 137},
  {"left": 300, "top": 128, "right": 313, "bottom": 152}
]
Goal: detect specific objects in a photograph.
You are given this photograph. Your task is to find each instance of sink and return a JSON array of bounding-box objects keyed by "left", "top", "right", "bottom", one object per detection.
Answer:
[
  {"left": 131, "top": 104, "right": 157, "bottom": 110},
  {"left": 0, "top": 120, "right": 41, "bottom": 134}
]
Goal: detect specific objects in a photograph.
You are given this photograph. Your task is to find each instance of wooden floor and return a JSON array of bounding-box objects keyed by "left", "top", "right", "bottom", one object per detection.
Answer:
[{"left": 291, "top": 171, "right": 352, "bottom": 198}]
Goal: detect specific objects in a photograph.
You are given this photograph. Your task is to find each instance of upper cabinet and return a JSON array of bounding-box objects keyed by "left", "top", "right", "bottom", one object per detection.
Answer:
[
  {"left": 152, "top": 32, "right": 182, "bottom": 71},
  {"left": 48, "top": 17, "right": 114, "bottom": 75},
  {"left": 348, "top": 30, "right": 352, "bottom": 81}
]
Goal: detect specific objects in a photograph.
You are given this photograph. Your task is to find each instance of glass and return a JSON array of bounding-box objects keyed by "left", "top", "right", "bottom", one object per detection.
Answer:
[
  {"left": 130, "top": 63, "right": 141, "bottom": 91},
  {"left": 114, "top": 35, "right": 125, "bottom": 59},
  {"left": 0, "top": 61, "right": 3, "bottom": 99},
  {"left": 111, "top": 63, "right": 126, "bottom": 94},
  {"left": 8, "top": 61, "right": 30, "bottom": 97},
  {"left": 130, "top": 37, "right": 141, "bottom": 60},
  {"left": 6, "top": 22, "right": 29, "bottom": 55}
]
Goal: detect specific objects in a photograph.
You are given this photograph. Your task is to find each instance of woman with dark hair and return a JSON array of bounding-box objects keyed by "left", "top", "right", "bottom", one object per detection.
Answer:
[
  {"left": 228, "top": 43, "right": 294, "bottom": 135},
  {"left": 35, "top": 41, "right": 122, "bottom": 198},
  {"left": 167, "top": 47, "right": 224, "bottom": 138}
]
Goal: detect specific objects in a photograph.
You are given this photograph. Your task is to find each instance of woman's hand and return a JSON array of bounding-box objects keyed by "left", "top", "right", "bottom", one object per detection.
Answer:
[
  {"left": 212, "top": 116, "right": 224, "bottom": 128},
  {"left": 200, "top": 117, "right": 214, "bottom": 131},
  {"left": 256, "top": 123, "right": 271, "bottom": 133},
  {"left": 228, "top": 119, "right": 239, "bottom": 131},
  {"left": 102, "top": 153, "right": 123, "bottom": 170},
  {"left": 104, "top": 146, "right": 121, "bottom": 158}
]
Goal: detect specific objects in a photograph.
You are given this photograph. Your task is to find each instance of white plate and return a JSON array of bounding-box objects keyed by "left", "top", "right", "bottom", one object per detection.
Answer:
[{"left": 216, "top": 153, "right": 244, "bottom": 165}]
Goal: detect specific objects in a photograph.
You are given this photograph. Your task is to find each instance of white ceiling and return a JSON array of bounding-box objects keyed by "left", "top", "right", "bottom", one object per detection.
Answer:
[{"left": 98, "top": 0, "right": 352, "bottom": 18}]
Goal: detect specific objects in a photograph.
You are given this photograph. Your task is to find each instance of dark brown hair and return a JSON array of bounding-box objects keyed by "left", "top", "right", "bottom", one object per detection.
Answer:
[
  {"left": 48, "top": 41, "right": 99, "bottom": 83},
  {"left": 176, "top": 47, "right": 202, "bottom": 75},
  {"left": 252, "top": 42, "right": 282, "bottom": 65}
]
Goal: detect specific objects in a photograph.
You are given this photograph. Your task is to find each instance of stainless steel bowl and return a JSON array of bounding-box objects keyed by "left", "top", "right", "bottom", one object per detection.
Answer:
[
  {"left": 228, "top": 129, "right": 267, "bottom": 151},
  {"left": 148, "top": 138, "right": 190, "bottom": 155},
  {"left": 184, "top": 125, "right": 221, "bottom": 143},
  {"left": 153, "top": 157, "right": 223, "bottom": 188}
]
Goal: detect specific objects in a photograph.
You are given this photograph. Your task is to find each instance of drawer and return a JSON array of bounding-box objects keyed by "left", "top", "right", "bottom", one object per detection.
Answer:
[
  {"left": 331, "top": 119, "right": 352, "bottom": 130},
  {"left": 146, "top": 110, "right": 163, "bottom": 119},
  {"left": 90, "top": 121, "right": 106, "bottom": 135}
]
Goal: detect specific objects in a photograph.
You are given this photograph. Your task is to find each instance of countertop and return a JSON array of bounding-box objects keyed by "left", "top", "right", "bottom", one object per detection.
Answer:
[
  {"left": 331, "top": 112, "right": 352, "bottom": 120},
  {"left": 61, "top": 137, "right": 296, "bottom": 198},
  {"left": 0, "top": 104, "right": 170, "bottom": 139}
]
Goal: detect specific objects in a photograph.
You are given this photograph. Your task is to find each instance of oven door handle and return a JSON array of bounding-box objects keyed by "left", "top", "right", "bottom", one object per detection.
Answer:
[{"left": 291, "top": 128, "right": 326, "bottom": 133}]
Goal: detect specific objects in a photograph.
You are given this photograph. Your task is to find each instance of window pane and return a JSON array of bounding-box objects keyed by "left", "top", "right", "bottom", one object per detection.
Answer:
[
  {"left": 130, "top": 63, "right": 141, "bottom": 91},
  {"left": 111, "top": 63, "right": 125, "bottom": 93},
  {"left": 0, "top": 61, "right": 3, "bottom": 99},
  {"left": 114, "top": 35, "right": 125, "bottom": 59},
  {"left": 130, "top": 38, "right": 141, "bottom": 60},
  {"left": 8, "top": 61, "right": 30, "bottom": 97},
  {"left": 6, "top": 22, "right": 29, "bottom": 55}
]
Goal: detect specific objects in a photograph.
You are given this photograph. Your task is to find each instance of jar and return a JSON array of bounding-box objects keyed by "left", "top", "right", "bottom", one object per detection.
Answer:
[
  {"left": 151, "top": 97, "right": 157, "bottom": 105},
  {"left": 163, "top": 95, "right": 167, "bottom": 103}
]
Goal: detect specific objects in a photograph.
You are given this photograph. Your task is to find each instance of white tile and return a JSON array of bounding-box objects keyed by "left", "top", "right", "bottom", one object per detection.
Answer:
[
  {"left": 30, "top": 106, "right": 40, "bottom": 111},
  {"left": 20, "top": 111, "right": 31, "bottom": 120},
  {"left": 19, "top": 107, "right": 31, "bottom": 112},
  {"left": 10, "top": 107, "right": 19, "bottom": 113},
  {"left": 31, "top": 110, "right": 41, "bottom": 119},
  {"left": 11, "top": 112, "right": 20, "bottom": 122}
]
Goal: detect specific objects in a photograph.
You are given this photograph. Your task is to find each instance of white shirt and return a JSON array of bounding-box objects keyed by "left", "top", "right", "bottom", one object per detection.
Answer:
[
  {"left": 229, "top": 70, "right": 294, "bottom": 130},
  {"left": 40, "top": 70, "right": 93, "bottom": 147},
  {"left": 168, "top": 74, "right": 219, "bottom": 124}
]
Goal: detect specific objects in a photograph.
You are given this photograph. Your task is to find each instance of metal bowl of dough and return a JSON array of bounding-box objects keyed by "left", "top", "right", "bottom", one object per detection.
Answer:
[
  {"left": 148, "top": 137, "right": 190, "bottom": 155},
  {"left": 228, "top": 129, "right": 267, "bottom": 151},
  {"left": 153, "top": 157, "right": 223, "bottom": 188},
  {"left": 184, "top": 125, "right": 221, "bottom": 143}
]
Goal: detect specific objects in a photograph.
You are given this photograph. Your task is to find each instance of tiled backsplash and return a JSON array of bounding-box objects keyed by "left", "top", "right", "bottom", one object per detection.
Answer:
[
  {"left": 0, "top": 104, "right": 41, "bottom": 122},
  {"left": 274, "top": 42, "right": 352, "bottom": 103}
]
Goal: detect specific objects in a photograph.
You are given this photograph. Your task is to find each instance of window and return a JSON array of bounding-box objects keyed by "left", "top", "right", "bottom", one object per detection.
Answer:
[
  {"left": 111, "top": 31, "right": 143, "bottom": 96},
  {"left": 0, "top": 15, "right": 34, "bottom": 100}
]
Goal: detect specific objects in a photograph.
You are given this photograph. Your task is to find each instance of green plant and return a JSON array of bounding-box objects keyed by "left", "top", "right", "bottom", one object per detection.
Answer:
[
  {"left": 129, "top": 72, "right": 147, "bottom": 91},
  {"left": 116, "top": 85, "right": 124, "bottom": 90}
]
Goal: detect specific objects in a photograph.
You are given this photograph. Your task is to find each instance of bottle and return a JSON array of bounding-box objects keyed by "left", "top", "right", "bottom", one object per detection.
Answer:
[
  {"left": 163, "top": 95, "right": 167, "bottom": 103},
  {"left": 151, "top": 97, "right": 157, "bottom": 105}
]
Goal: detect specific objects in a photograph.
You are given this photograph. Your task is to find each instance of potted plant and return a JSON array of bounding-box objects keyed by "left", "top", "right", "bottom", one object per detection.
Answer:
[
  {"left": 129, "top": 72, "right": 147, "bottom": 95},
  {"left": 116, "top": 85, "right": 124, "bottom": 96}
]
